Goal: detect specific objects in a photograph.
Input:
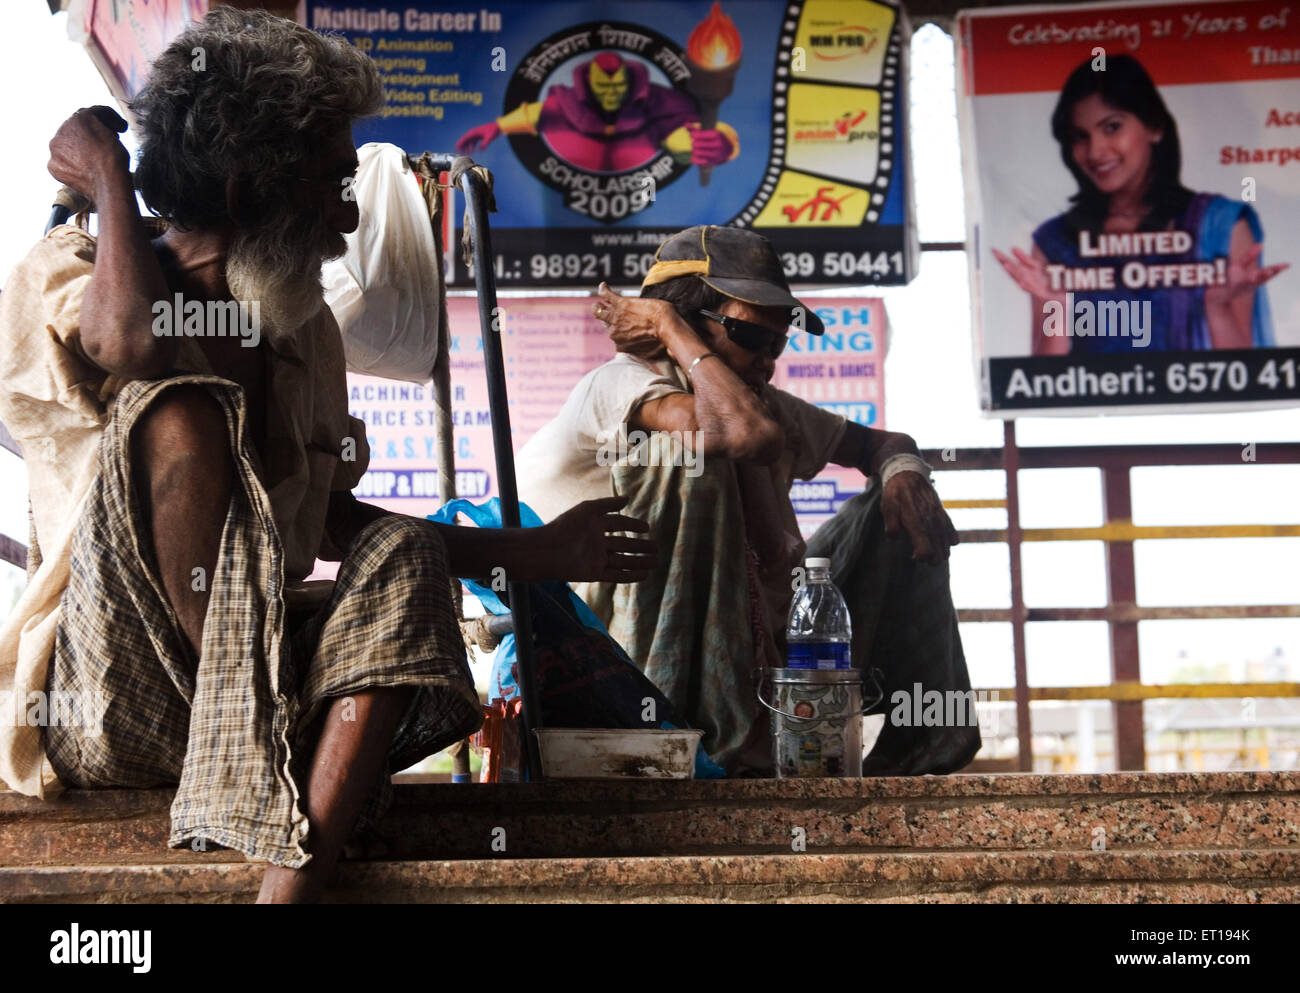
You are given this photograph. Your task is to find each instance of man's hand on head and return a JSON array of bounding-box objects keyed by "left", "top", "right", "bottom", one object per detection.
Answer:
[
  {"left": 881, "top": 471, "right": 960, "bottom": 564},
  {"left": 48, "top": 106, "right": 132, "bottom": 205},
  {"left": 54, "top": 106, "right": 178, "bottom": 380},
  {"left": 591, "top": 282, "right": 680, "bottom": 358}
]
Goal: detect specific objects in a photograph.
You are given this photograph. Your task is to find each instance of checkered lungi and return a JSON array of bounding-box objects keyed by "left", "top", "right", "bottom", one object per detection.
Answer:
[
  {"left": 574, "top": 437, "right": 772, "bottom": 773},
  {"left": 43, "top": 377, "right": 481, "bottom": 868},
  {"left": 575, "top": 435, "right": 979, "bottom": 777}
]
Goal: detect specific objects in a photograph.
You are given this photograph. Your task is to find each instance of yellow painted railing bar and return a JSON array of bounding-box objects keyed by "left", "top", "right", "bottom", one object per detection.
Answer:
[
  {"left": 974, "top": 682, "right": 1300, "bottom": 702},
  {"left": 1029, "top": 523, "right": 1300, "bottom": 542},
  {"left": 942, "top": 498, "right": 1007, "bottom": 509},
  {"left": 957, "top": 605, "right": 1300, "bottom": 622},
  {"left": 957, "top": 522, "right": 1300, "bottom": 543}
]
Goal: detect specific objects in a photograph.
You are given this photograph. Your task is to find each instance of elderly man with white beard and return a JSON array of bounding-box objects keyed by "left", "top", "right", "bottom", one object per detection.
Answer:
[{"left": 0, "top": 9, "right": 654, "bottom": 903}]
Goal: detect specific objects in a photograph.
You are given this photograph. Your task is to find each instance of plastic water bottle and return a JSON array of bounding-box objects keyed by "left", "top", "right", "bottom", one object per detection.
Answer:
[{"left": 786, "top": 557, "right": 852, "bottom": 670}]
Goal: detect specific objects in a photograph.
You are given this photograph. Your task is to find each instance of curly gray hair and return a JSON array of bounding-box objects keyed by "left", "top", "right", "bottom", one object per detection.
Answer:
[{"left": 131, "top": 8, "right": 383, "bottom": 229}]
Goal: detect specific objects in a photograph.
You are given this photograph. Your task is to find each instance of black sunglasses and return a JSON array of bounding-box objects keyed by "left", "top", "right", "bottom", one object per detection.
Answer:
[{"left": 698, "top": 309, "right": 789, "bottom": 358}]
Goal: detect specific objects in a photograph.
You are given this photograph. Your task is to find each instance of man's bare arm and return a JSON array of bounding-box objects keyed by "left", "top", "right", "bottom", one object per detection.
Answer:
[
  {"left": 830, "top": 421, "right": 959, "bottom": 563},
  {"left": 48, "top": 107, "right": 176, "bottom": 378},
  {"left": 595, "top": 283, "right": 783, "bottom": 463},
  {"left": 322, "top": 490, "right": 656, "bottom": 583},
  {"left": 830, "top": 420, "right": 920, "bottom": 476}
]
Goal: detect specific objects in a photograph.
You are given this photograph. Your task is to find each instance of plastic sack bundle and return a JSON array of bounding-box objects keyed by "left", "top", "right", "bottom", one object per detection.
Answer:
[
  {"left": 323, "top": 142, "right": 441, "bottom": 383},
  {"left": 429, "top": 499, "right": 725, "bottom": 779}
]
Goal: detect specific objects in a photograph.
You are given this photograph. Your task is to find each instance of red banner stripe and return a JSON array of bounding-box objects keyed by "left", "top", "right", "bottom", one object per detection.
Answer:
[{"left": 959, "top": 0, "right": 1300, "bottom": 95}]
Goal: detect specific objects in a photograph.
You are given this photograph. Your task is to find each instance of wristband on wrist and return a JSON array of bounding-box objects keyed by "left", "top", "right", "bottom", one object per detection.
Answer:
[
  {"left": 879, "top": 452, "right": 934, "bottom": 487},
  {"left": 685, "top": 351, "right": 721, "bottom": 383}
]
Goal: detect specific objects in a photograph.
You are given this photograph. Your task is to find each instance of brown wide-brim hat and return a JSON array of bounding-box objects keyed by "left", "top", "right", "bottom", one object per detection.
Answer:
[{"left": 640, "top": 225, "right": 825, "bottom": 335}]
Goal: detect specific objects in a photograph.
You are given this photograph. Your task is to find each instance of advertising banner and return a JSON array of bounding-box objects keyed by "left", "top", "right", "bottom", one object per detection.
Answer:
[
  {"left": 347, "top": 295, "right": 885, "bottom": 535},
  {"left": 957, "top": 0, "right": 1300, "bottom": 415},
  {"left": 305, "top": 0, "right": 915, "bottom": 288}
]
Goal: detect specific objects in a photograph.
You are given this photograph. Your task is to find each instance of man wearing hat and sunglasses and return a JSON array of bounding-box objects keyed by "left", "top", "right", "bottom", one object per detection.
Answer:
[{"left": 516, "top": 225, "right": 978, "bottom": 776}]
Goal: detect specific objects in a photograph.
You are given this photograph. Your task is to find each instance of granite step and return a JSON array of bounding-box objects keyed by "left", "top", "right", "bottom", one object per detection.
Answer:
[
  {"left": 3, "top": 849, "right": 1297, "bottom": 904},
  {"left": 2, "top": 772, "right": 1297, "bottom": 867}
]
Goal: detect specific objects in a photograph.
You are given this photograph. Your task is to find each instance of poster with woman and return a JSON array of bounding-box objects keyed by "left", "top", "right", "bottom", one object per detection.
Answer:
[{"left": 957, "top": 0, "right": 1300, "bottom": 414}]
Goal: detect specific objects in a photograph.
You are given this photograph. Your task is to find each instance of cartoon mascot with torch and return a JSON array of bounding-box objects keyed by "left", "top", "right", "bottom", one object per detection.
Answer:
[
  {"left": 456, "top": 50, "right": 740, "bottom": 175},
  {"left": 457, "top": 4, "right": 745, "bottom": 182}
]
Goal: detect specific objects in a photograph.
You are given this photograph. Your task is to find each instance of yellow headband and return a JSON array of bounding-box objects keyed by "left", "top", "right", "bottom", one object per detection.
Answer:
[{"left": 640, "top": 258, "right": 710, "bottom": 288}]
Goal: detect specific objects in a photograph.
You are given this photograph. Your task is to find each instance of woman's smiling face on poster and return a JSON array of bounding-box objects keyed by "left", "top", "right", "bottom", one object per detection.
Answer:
[{"left": 1067, "top": 94, "right": 1163, "bottom": 200}]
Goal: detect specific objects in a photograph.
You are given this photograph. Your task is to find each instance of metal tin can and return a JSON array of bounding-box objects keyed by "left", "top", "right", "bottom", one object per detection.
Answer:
[{"left": 759, "top": 668, "right": 869, "bottom": 778}]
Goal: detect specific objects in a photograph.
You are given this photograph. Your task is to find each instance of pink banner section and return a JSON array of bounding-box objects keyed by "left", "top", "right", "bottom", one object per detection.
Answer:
[
  {"left": 80, "top": 0, "right": 210, "bottom": 103},
  {"left": 344, "top": 295, "right": 886, "bottom": 536}
]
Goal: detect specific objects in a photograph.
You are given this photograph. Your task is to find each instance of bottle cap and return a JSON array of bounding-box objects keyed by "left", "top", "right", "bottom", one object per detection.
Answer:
[{"left": 805, "top": 557, "right": 831, "bottom": 569}]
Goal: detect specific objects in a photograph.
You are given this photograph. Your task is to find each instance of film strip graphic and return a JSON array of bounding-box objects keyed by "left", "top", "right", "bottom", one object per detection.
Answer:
[{"left": 730, "top": 0, "right": 902, "bottom": 232}]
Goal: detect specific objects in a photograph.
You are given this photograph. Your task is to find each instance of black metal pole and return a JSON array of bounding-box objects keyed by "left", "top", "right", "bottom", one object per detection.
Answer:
[
  {"left": 455, "top": 164, "right": 545, "bottom": 782},
  {"left": 46, "top": 205, "right": 73, "bottom": 235}
]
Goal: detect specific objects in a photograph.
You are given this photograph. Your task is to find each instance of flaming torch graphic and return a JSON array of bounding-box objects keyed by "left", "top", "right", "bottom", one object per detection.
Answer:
[{"left": 685, "top": 2, "right": 743, "bottom": 187}]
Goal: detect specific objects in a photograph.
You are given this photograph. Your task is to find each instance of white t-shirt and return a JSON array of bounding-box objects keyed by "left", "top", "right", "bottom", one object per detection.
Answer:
[{"left": 515, "top": 352, "right": 849, "bottom": 524}]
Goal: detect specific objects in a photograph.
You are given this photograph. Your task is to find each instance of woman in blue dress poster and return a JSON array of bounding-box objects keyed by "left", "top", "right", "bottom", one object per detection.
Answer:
[{"left": 992, "top": 54, "right": 1289, "bottom": 356}]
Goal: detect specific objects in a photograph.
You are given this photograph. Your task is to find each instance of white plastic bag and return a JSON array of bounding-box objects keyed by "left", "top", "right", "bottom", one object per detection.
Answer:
[{"left": 323, "top": 142, "right": 441, "bottom": 383}]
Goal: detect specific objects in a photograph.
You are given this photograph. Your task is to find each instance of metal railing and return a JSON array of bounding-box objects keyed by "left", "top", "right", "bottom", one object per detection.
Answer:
[
  {"left": 926, "top": 422, "right": 1300, "bottom": 771},
  {"left": 5, "top": 388, "right": 1297, "bottom": 775}
]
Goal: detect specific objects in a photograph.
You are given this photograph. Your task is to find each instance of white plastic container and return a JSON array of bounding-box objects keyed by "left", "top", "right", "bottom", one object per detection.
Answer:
[{"left": 534, "top": 728, "right": 703, "bottom": 780}]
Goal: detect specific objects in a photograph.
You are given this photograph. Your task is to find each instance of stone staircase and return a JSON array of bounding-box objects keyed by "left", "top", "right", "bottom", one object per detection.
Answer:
[{"left": 2, "top": 771, "right": 1297, "bottom": 902}]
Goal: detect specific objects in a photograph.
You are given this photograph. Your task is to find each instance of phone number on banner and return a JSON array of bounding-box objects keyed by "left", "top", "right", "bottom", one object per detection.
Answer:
[
  {"left": 782, "top": 251, "right": 905, "bottom": 282},
  {"left": 988, "top": 350, "right": 1300, "bottom": 410},
  {"left": 474, "top": 253, "right": 623, "bottom": 282},
  {"left": 476, "top": 250, "right": 909, "bottom": 285}
]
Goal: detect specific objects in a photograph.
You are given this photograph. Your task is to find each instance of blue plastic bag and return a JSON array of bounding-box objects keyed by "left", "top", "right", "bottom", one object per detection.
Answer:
[{"left": 430, "top": 498, "right": 724, "bottom": 779}]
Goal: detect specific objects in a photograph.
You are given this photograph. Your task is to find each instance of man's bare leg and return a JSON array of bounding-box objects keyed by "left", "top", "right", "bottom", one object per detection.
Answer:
[
  {"left": 132, "top": 388, "right": 416, "bottom": 902},
  {"left": 257, "top": 686, "right": 415, "bottom": 903},
  {"left": 132, "top": 386, "right": 232, "bottom": 654}
]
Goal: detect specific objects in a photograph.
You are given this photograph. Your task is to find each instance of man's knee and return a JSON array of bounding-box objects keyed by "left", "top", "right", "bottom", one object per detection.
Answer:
[{"left": 132, "top": 385, "right": 231, "bottom": 465}]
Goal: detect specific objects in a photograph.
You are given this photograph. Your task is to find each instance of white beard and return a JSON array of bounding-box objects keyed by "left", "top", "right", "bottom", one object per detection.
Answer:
[
  {"left": 225, "top": 257, "right": 324, "bottom": 349},
  {"left": 224, "top": 236, "right": 333, "bottom": 349}
]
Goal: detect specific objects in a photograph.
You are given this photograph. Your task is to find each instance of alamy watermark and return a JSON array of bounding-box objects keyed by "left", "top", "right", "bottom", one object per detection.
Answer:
[
  {"left": 2, "top": 689, "right": 105, "bottom": 737},
  {"left": 887, "top": 683, "right": 1000, "bottom": 736},
  {"left": 50, "top": 924, "right": 151, "bottom": 973},
  {"left": 152, "top": 293, "right": 261, "bottom": 348},
  {"left": 596, "top": 427, "right": 704, "bottom": 478},
  {"left": 1042, "top": 292, "right": 1152, "bottom": 348}
]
